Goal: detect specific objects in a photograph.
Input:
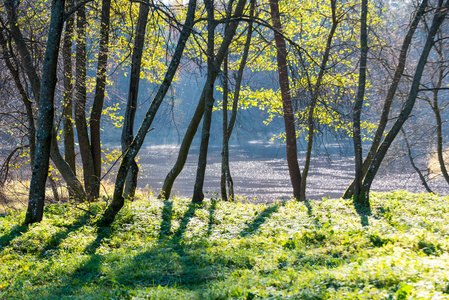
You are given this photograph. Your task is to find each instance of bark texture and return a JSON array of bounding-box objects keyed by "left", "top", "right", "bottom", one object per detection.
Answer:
[
  {"left": 121, "top": 0, "right": 149, "bottom": 200},
  {"left": 90, "top": 0, "right": 112, "bottom": 199},
  {"left": 75, "top": 5, "right": 96, "bottom": 199},
  {"left": 352, "top": 0, "right": 369, "bottom": 207},
  {"left": 62, "top": 0, "right": 76, "bottom": 176},
  {"left": 192, "top": 0, "right": 216, "bottom": 203},
  {"left": 26, "top": 0, "right": 66, "bottom": 224},
  {"left": 269, "top": 0, "right": 301, "bottom": 200}
]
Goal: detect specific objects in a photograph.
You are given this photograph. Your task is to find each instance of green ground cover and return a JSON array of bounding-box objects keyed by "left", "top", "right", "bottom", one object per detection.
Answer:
[{"left": 1, "top": 191, "right": 449, "bottom": 299}]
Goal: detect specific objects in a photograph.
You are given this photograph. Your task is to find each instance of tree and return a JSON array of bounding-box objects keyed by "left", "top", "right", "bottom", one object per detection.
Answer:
[
  {"left": 62, "top": 0, "right": 76, "bottom": 178},
  {"left": 344, "top": 0, "right": 428, "bottom": 200},
  {"left": 159, "top": 0, "right": 249, "bottom": 201},
  {"left": 74, "top": 3, "right": 97, "bottom": 200},
  {"left": 121, "top": 0, "right": 149, "bottom": 201},
  {"left": 359, "top": 0, "right": 449, "bottom": 205},
  {"left": 268, "top": 0, "right": 301, "bottom": 200},
  {"left": 26, "top": 0, "right": 66, "bottom": 224},
  {"left": 99, "top": 0, "right": 198, "bottom": 226},
  {"left": 220, "top": 0, "right": 256, "bottom": 202},
  {"left": 192, "top": 0, "right": 217, "bottom": 203},
  {"left": 352, "top": 0, "right": 369, "bottom": 208},
  {"left": 90, "top": 0, "right": 112, "bottom": 199}
]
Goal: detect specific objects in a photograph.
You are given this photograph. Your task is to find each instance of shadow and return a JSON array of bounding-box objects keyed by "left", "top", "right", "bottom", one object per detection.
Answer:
[
  {"left": 0, "top": 223, "right": 28, "bottom": 250},
  {"left": 112, "top": 202, "right": 207, "bottom": 288},
  {"left": 51, "top": 226, "right": 114, "bottom": 297},
  {"left": 304, "top": 200, "right": 313, "bottom": 217},
  {"left": 239, "top": 204, "right": 279, "bottom": 237},
  {"left": 206, "top": 198, "right": 218, "bottom": 236},
  {"left": 172, "top": 202, "right": 198, "bottom": 244},
  {"left": 158, "top": 200, "right": 173, "bottom": 242},
  {"left": 38, "top": 211, "right": 91, "bottom": 258},
  {"left": 353, "top": 201, "right": 371, "bottom": 227}
]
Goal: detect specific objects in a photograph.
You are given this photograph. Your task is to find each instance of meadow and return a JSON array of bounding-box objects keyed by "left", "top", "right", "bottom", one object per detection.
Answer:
[{"left": 1, "top": 191, "right": 449, "bottom": 299}]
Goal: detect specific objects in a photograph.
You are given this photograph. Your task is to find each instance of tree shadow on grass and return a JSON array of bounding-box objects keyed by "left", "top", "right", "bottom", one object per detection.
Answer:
[
  {"left": 239, "top": 203, "right": 280, "bottom": 237},
  {"left": 49, "top": 226, "right": 114, "bottom": 298},
  {"left": 0, "top": 222, "right": 28, "bottom": 250},
  {"left": 304, "top": 200, "right": 314, "bottom": 217},
  {"left": 113, "top": 202, "right": 215, "bottom": 288},
  {"left": 38, "top": 210, "right": 92, "bottom": 258},
  {"left": 353, "top": 201, "right": 371, "bottom": 227},
  {"left": 206, "top": 198, "right": 218, "bottom": 236},
  {"left": 158, "top": 200, "right": 173, "bottom": 242}
]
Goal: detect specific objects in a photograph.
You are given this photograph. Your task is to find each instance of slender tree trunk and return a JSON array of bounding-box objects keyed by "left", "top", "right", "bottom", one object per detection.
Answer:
[
  {"left": 221, "top": 53, "right": 229, "bottom": 201},
  {"left": 99, "top": 0, "right": 198, "bottom": 226},
  {"left": 5, "top": 0, "right": 86, "bottom": 203},
  {"left": 90, "top": 0, "right": 112, "bottom": 199},
  {"left": 221, "top": 0, "right": 255, "bottom": 201},
  {"left": 269, "top": 0, "right": 301, "bottom": 200},
  {"left": 300, "top": 0, "right": 338, "bottom": 201},
  {"left": 121, "top": 0, "right": 149, "bottom": 200},
  {"left": 401, "top": 129, "right": 434, "bottom": 193},
  {"left": 50, "top": 129, "right": 86, "bottom": 201},
  {"left": 4, "top": 0, "right": 41, "bottom": 101},
  {"left": 343, "top": 0, "right": 428, "bottom": 199},
  {"left": 353, "top": 0, "right": 369, "bottom": 207},
  {"left": 431, "top": 65, "right": 449, "bottom": 185},
  {"left": 62, "top": 0, "right": 76, "bottom": 176},
  {"left": 26, "top": 0, "right": 66, "bottom": 224},
  {"left": 192, "top": 0, "right": 216, "bottom": 203},
  {"left": 159, "top": 0, "right": 248, "bottom": 200},
  {"left": 0, "top": 29, "right": 36, "bottom": 167},
  {"left": 360, "top": 0, "right": 449, "bottom": 204},
  {"left": 48, "top": 169, "right": 61, "bottom": 202},
  {"left": 75, "top": 4, "right": 96, "bottom": 199}
]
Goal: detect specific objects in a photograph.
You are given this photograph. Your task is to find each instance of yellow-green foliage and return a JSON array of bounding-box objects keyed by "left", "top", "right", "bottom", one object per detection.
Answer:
[
  {"left": 215, "top": 0, "right": 385, "bottom": 141},
  {"left": 1, "top": 191, "right": 449, "bottom": 299}
]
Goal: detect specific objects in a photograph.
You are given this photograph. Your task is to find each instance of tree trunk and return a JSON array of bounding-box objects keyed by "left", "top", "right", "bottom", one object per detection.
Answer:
[
  {"left": 75, "top": 4, "right": 96, "bottom": 200},
  {"left": 50, "top": 129, "right": 86, "bottom": 201},
  {"left": 192, "top": 0, "right": 215, "bottom": 203},
  {"left": 343, "top": 0, "right": 428, "bottom": 199},
  {"left": 401, "top": 129, "right": 433, "bottom": 194},
  {"left": 4, "top": 0, "right": 86, "bottom": 203},
  {"left": 26, "top": 0, "right": 66, "bottom": 224},
  {"left": 0, "top": 29, "right": 36, "bottom": 167},
  {"left": 159, "top": 0, "right": 248, "bottom": 200},
  {"left": 300, "top": 0, "right": 338, "bottom": 201},
  {"left": 121, "top": 0, "right": 149, "bottom": 200},
  {"left": 4, "top": 0, "right": 41, "bottom": 101},
  {"left": 269, "top": 0, "right": 301, "bottom": 200},
  {"left": 221, "top": 53, "right": 229, "bottom": 201},
  {"left": 221, "top": 0, "right": 255, "bottom": 201},
  {"left": 352, "top": 0, "right": 369, "bottom": 207},
  {"left": 62, "top": 0, "right": 76, "bottom": 177},
  {"left": 90, "top": 0, "right": 112, "bottom": 199},
  {"left": 99, "top": 0, "right": 198, "bottom": 226},
  {"left": 359, "top": 0, "right": 449, "bottom": 204},
  {"left": 431, "top": 65, "right": 449, "bottom": 185}
]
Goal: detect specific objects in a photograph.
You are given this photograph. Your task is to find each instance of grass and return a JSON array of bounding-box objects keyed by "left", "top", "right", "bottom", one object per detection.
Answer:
[{"left": 1, "top": 191, "right": 449, "bottom": 299}]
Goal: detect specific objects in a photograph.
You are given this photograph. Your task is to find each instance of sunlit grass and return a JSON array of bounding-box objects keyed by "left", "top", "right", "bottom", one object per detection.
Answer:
[{"left": 1, "top": 191, "right": 449, "bottom": 299}]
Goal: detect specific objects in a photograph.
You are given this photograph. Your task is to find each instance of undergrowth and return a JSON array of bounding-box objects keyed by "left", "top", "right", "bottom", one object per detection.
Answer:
[{"left": 1, "top": 191, "right": 449, "bottom": 299}]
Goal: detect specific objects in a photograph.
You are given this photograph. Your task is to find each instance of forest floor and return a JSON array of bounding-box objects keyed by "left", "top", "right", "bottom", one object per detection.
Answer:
[{"left": 0, "top": 191, "right": 449, "bottom": 299}]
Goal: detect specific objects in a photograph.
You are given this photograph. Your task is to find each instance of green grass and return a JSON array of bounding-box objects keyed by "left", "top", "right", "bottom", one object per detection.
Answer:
[{"left": 1, "top": 191, "right": 449, "bottom": 299}]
